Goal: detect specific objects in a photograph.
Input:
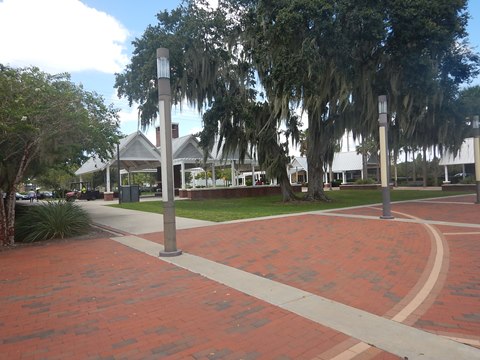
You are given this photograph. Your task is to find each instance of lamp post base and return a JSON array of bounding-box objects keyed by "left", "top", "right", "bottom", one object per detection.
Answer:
[
  {"left": 380, "top": 186, "right": 394, "bottom": 219},
  {"left": 475, "top": 181, "right": 480, "bottom": 204},
  {"left": 159, "top": 249, "right": 183, "bottom": 257}
]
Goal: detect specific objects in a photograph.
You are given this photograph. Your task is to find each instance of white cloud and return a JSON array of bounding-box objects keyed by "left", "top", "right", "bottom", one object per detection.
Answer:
[{"left": 0, "top": 0, "right": 129, "bottom": 73}]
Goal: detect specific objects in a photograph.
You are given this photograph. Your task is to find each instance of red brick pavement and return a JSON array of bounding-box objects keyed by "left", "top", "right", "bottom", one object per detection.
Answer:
[
  {"left": 0, "top": 238, "right": 357, "bottom": 360},
  {"left": 325, "top": 195, "right": 480, "bottom": 341},
  {"left": 1, "top": 194, "right": 478, "bottom": 359},
  {"left": 415, "top": 225, "right": 480, "bottom": 339},
  {"left": 142, "top": 215, "right": 431, "bottom": 318}
]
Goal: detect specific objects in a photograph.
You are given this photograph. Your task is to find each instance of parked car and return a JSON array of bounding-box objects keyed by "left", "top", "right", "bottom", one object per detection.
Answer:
[
  {"left": 15, "top": 192, "right": 29, "bottom": 200},
  {"left": 38, "top": 191, "right": 53, "bottom": 199},
  {"left": 451, "top": 173, "right": 474, "bottom": 184}
]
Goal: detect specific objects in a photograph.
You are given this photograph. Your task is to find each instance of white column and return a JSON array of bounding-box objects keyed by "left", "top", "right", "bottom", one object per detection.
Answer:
[
  {"left": 252, "top": 164, "right": 256, "bottom": 186},
  {"left": 342, "top": 171, "right": 347, "bottom": 184},
  {"left": 443, "top": 165, "right": 450, "bottom": 183},
  {"left": 106, "top": 165, "right": 111, "bottom": 192},
  {"left": 181, "top": 162, "right": 186, "bottom": 189},
  {"left": 231, "top": 161, "right": 236, "bottom": 187}
]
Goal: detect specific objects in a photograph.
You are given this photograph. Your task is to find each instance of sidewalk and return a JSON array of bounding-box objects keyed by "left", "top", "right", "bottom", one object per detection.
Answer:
[
  {"left": 77, "top": 197, "right": 215, "bottom": 235},
  {"left": 0, "top": 194, "right": 479, "bottom": 359}
]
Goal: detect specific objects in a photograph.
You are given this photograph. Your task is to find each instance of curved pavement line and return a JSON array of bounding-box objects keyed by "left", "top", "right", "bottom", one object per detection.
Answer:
[
  {"left": 370, "top": 207, "right": 480, "bottom": 352},
  {"left": 389, "top": 210, "right": 445, "bottom": 323},
  {"left": 444, "top": 231, "right": 480, "bottom": 236},
  {"left": 414, "top": 200, "right": 476, "bottom": 205},
  {"left": 112, "top": 234, "right": 480, "bottom": 360},
  {"left": 327, "top": 207, "right": 454, "bottom": 360}
]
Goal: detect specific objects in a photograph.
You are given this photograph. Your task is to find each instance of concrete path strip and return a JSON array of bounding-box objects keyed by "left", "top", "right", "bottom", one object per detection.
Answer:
[
  {"left": 112, "top": 235, "right": 480, "bottom": 360},
  {"left": 311, "top": 210, "right": 480, "bottom": 229},
  {"left": 78, "top": 201, "right": 215, "bottom": 234}
]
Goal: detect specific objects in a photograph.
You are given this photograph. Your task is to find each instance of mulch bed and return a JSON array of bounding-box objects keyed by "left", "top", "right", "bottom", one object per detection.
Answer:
[{"left": 1, "top": 226, "right": 114, "bottom": 251}]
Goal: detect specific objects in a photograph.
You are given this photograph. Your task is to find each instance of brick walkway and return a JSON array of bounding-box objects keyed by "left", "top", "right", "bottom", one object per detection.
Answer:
[{"left": 0, "top": 194, "right": 479, "bottom": 359}]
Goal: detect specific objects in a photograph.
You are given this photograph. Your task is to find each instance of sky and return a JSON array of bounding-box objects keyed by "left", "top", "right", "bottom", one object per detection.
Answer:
[{"left": 1, "top": 0, "right": 479, "bottom": 147}]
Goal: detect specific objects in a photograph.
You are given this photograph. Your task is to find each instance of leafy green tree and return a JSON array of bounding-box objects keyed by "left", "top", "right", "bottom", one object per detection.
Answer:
[
  {"left": 356, "top": 137, "right": 378, "bottom": 181},
  {"left": 0, "top": 65, "right": 120, "bottom": 245},
  {"left": 35, "top": 165, "right": 78, "bottom": 195},
  {"left": 116, "top": 0, "right": 479, "bottom": 200},
  {"left": 458, "top": 85, "right": 480, "bottom": 117},
  {"left": 115, "top": 0, "right": 237, "bottom": 126},
  {"left": 200, "top": 97, "right": 300, "bottom": 201},
  {"left": 116, "top": 0, "right": 300, "bottom": 200}
]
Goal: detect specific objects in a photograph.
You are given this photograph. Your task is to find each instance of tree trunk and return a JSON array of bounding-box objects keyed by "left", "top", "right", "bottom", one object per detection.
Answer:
[
  {"left": 362, "top": 152, "right": 368, "bottom": 180},
  {"left": 305, "top": 156, "right": 328, "bottom": 200},
  {"left": 422, "top": 146, "right": 428, "bottom": 187},
  {"left": 278, "top": 170, "right": 299, "bottom": 202},
  {"left": 329, "top": 160, "right": 334, "bottom": 191},
  {"left": 0, "top": 192, "right": 6, "bottom": 245},
  {"left": 432, "top": 147, "right": 439, "bottom": 187},
  {"left": 1, "top": 142, "right": 38, "bottom": 245},
  {"left": 404, "top": 149, "right": 408, "bottom": 184},
  {"left": 393, "top": 147, "right": 398, "bottom": 187},
  {"left": 304, "top": 113, "right": 331, "bottom": 202},
  {"left": 412, "top": 150, "right": 417, "bottom": 182},
  {"left": 0, "top": 191, "right": 16, "bottom": 246}
]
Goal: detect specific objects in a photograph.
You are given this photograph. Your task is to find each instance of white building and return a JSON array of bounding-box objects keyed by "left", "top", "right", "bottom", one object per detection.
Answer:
[
  {"left": 439, "top": 137, "right": 475, "bottom": 182},
  {"left": 288, "top": 132, "right": 378, "bottom": 184},
  {"left": 74, "top": 125, "right": 262, "bottom": 195}
]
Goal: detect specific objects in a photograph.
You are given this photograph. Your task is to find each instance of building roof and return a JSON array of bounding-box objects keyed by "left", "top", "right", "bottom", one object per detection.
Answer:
[
  {"left": 75, "top": 131, "right": 162, "bottom": 176},
  {"left": 172, "top": 135, "right": 209, "bottom": 165},
  {"left": 331, "top": 151, "right": 363, "bottom": 172},
  {"left": 439, "top": 138, "right": 474, "bottom": 166},
  {"left": 290, "top": 156, "right": 308, "bottom": 171},
  {"left": 289, "top": 152, "right": 364, "bottom": 173},
  {"left": 75, "top": 132, "right": 216, "bottom": 176}
]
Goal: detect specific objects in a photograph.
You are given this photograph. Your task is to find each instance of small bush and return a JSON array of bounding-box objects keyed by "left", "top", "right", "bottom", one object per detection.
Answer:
[
  {"left": 331, "top": 179, "right": 342, "bottom": 187},
  {"left": 354, "top": 178, "right": 376, "bottom": 185},
  {"left": 15, "top": 201, "right": 91, "bottom": 242},
  {"left": 460, "top": 177, "right": 475, "bottom": 184}
]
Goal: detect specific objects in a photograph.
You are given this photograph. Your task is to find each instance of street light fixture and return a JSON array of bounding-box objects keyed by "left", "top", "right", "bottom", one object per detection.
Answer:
[
  {"left": 157, "top": 48, "right": 182, "bottom": 257},
  {"left": 378, "top": 95, "right": 394, "bottom": 219},
  {"left": 473, "top": 115, "right": 480, "bottom": 204}
]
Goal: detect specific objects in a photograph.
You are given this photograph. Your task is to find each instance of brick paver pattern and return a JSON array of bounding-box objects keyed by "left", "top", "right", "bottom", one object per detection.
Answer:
[{"left": 1, "top": 193, "right": 478, "bottom": 359}]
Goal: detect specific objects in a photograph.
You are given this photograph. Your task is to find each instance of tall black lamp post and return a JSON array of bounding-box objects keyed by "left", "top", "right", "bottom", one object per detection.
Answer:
[
  {"left": 157, "top": 48, "right": 182, "bottom": 257},
  {"left": 378, "top": 95, "right": 394, "bottom": 219}
]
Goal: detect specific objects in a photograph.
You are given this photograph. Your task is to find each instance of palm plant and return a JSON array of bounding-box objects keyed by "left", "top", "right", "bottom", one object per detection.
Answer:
[{"left": 15, "top": 201, "right": 91, "bottom": 242}]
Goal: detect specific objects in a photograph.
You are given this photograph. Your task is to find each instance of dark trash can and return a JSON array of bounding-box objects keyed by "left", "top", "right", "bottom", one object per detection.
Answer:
[{"left": 120, "top": 185, "right": 140, "bottom": 203}]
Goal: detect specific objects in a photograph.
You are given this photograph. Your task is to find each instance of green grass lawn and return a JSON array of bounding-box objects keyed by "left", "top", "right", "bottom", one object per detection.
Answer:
[{"left": 109, "top": 189, "right": 468, "bottom": 222}]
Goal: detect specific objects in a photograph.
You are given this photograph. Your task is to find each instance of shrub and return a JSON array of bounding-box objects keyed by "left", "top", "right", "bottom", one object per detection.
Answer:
[
  {"left": 354, "top": 178, "right": 376, "bottom": 185},
  {"left": 15, "top": 201, "right": 91, "bottom": 242},
  {"left": 460, "top": 177, "right": 475, "bottom": 184},
  {"left": 331, "top": 179, "right": 342, "bottom": 187}
]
